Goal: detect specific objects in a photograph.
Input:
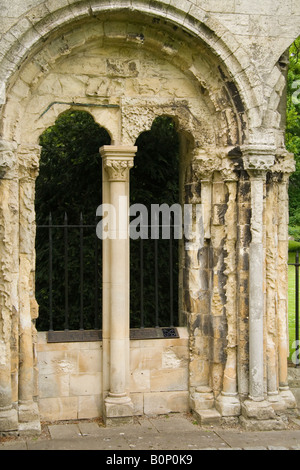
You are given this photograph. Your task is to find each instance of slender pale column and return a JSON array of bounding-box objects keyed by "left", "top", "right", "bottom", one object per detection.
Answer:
[
  {"left": 18, "top": 145, "right": 41, "bottom": 433},
  {"left": 248, "top": 170, "right": 265, "bottom": 401},
  {"left": 242, "top": 146, "right": 277, "bottom": 418},
  {"left": 100, "top": 145, "right": 136, "bottom": 425},
  {"left": 277, "top": 175, "right": 289, "bottom": 390},
  {"left": 277, "top": 164, "right": 296, "bottom": 409},
  {"left": 265, "top": 173, "right": 279, "bottom": 398},
  {"left": 0, "top": 140, "right": 19, "bottom": 432}
]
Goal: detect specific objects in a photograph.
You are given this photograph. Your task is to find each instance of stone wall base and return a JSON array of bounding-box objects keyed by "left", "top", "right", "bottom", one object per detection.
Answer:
[
  {"left": 0, "top": 407, "right": 18, "bottom": 433},
  {"left": 0, "top": 403, "right": 41, "bottom": 436}
]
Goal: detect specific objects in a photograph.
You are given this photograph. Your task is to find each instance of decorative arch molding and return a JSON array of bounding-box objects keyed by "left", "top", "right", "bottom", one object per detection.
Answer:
[
  {"left": 1, "top": 14, "right": 247, "bottom": 152},
  {"left": 0, "top": 0, "right": 262, "bottom": 134}
]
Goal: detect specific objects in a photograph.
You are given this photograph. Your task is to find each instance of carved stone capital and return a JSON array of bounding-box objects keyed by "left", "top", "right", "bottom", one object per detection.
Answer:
[
  {"left": 18, "top": 144, "right": 40, "bottom": 180},
  {"left": 192, "top": 150, "right": 238, "bottom": 182},
  {"left": 220, "top": 159, "right": 239, "bottom": 182},
  {"left": 0, "top": 139, "right": 18, "bottom": 179},
  {"left": 242, "top": 144, "right": 275, "bottom": 178},
  {"left": 273, "top": 149, "right": 296, "bottom": 176},
  {"left": 103, "top": 158, "right": 134, "bottom": 181},
  {"left": 100, "top": 145, "right": 136, "bottom": 182},
  {"left": 191, "top": 152, "right": 219, "bottom": 182}
]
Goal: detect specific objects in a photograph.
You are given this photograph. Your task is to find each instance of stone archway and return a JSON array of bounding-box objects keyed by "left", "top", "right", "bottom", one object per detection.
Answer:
[{"left": 0, "top": 9, "right": 297, "bottom": 433}]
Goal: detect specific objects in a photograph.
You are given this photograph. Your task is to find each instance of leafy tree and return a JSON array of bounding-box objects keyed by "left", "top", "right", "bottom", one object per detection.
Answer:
[
  {"left": 35, "top": 111, "right": 111, "bottom": 331},
  {"left": 287, "top": 37, "right": 300, "bottom": 235},
  {"left": 130, "top": 116, "right": 180, "bottom": 328}
]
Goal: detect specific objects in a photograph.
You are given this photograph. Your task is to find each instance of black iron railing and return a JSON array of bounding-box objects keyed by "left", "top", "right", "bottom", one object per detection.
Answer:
[
  {"left": 36, "top": 213, "right": 179, "bottom": 338},
  {"left": 37, "top": 213, "right": 101, "bottom": 332}
]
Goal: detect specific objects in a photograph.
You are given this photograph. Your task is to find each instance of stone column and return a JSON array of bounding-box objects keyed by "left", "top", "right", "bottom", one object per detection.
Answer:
[
  {"left": 100, "top": 145, "right": 136, "bottom": 425},
  {"left": 18, "top": 145, "right": 41, "bottom": 435},
  {"left": 275, "top": 152, "right": 297, "bottom": 409},
  {"left": 216, "top": 168, "right": 241, "bottom": 417},
  {"left": 277, "top": 175, "right": 290, "bottom": 392},
  {"left": 265, "top": 172, "right": 280, "bottom": 402},
  {"left": 0, "top": 140, "right": 19, "bottom": 432},
  {"left": 248, "top": 169, "right": 265, "bottom": 401},
  {"left": 241, "top": 146, "right": 280, "bottom": 427}
]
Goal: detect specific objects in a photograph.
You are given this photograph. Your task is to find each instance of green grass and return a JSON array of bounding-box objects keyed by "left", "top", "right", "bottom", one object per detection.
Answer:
[{"left": 288, "top": 251, "right": 299, "bottom": 360}]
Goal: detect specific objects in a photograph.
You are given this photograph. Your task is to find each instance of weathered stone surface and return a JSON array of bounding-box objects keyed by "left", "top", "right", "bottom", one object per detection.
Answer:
[
  {"left": 241, "top": 400, "right": 276, "bottom": 420},
  {"left": 239, "top": 416, "right": 287, "bottom": 431}
]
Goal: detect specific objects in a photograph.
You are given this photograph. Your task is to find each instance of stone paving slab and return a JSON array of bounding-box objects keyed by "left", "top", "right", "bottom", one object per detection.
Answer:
[
  {"left": 49, "top": 423, "right": 82, "bottom": 440},
  {"left": 215, "top": 429, "right": 300, "bottom": 449},
  {"left": 1, "top": 414, "right": 300, "bottom": 450}
]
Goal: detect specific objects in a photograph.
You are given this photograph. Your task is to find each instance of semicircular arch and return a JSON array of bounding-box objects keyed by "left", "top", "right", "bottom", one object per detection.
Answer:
[
  {"left": 0, "top": 1, "right": 261, "bottom": 138},
  {"left": 2, "top": 13, "right": 248, "bottom": 154}
]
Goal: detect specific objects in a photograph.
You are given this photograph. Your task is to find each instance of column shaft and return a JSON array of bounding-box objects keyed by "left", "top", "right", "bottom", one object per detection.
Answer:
[
  {"left": 100, "top": 145, "right": 136, "bottom": 425},
  {"left": 18, "top": 145, "right": 41, "bottom": 432},
  {"left": 248, "top": 175, "right": 265, "bottom": 401},
  {"left": 0, "top": 140, "right": 18, "bottom": 432}
]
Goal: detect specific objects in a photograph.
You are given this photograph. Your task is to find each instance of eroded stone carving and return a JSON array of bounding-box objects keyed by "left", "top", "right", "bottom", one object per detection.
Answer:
[{"left": 103, "top": 158, "right": 134, "bottom": 182}]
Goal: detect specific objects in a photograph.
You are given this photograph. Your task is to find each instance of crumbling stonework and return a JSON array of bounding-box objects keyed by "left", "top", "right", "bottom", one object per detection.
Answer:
[{"left": 0, "top": 0, "right": 299, "bottom": 433}]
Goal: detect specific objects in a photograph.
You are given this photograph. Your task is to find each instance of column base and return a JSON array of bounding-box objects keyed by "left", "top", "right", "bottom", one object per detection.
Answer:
[
  {"left": 267, "top": 393, "right": 287, "bottom": 412},
  {"left": 215, "top": 393, "right": 241, "bottom": 417},
  {"left": 190, "top": 386, "right": 221, "bottom": 425},
  {"left": 0, "top": 406, "right": 18, "bottom": 433},
  {"left": 190, "top": 386, "right": 214, "bottom": 411},
  {"left": 103, "top": 395, "right": 134, "bottom": 426},
  {"left": 192, "top": 409, "right": 221, "bottom": 426},
  {"left": 240, "top": 399, "right": 286, "bottom": 430},
  {"left": 279, "top": 388, "right": 297, "bottom": 409},
  {"left": 18, "top": 401, "right": 41, "bottom": 436}
]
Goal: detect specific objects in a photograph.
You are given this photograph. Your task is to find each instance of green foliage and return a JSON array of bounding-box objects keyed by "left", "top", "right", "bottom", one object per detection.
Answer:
[
  {"left": 36, "top": 110, "right": 111, "bottom": 224},
  {"left": 288, "top": 239, "right": 300, "bottom": 252},
  {"left": 130, "top": 116, "right": 180, "bottom": 328},
  {"left": 35, "top": 111, "right": 111, "bottom": 331},
  {"left": 287, "top": 37, "right": 300, "bottom": 234}
]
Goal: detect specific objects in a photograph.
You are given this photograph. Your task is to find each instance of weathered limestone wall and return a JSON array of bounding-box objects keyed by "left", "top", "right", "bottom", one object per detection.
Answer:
[{"left": 37, "top": 329, "right": 189, "bottom": 421}]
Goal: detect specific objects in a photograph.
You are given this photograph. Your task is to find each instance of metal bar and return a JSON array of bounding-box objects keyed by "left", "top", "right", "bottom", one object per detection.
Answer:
[
  {"left": 80, "top": 212, "right": 84, "bottom": 330},
  {"left": 64, "top": 213, "right": 69, "bottom": 331},
  {"left": 49, "top": 213, "right": 53, "bottom": 331},
  {"left": 94, "top": 219, "right": 99, "bottom": 330},
  {"left": 169, "top": 216, "right": 174, "bottom": 327},
  {"left": 140, "top": 237, "right": 144, "bottom": 328},
  {"left": 155, "top": 237, "right": 159, "bottom": 328},
  {"left": 296, "top": 251, "right": 299, "bottom": 367}
]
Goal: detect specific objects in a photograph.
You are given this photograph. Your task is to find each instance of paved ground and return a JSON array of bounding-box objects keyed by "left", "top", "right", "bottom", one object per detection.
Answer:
[{"left": 1, "top": 414, "right": 300, "bottom": 451}]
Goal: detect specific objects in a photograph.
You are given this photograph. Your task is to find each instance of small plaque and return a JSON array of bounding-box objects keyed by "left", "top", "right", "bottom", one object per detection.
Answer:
[
  {"left": 130, "top": 327, "right": 179, "bottom": 340},
  {"left": 47, "top": 327, "right": 179, "bottom": 343},
  {"left": 47, "top": 330, "right": 102, "bottom": 343}
]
